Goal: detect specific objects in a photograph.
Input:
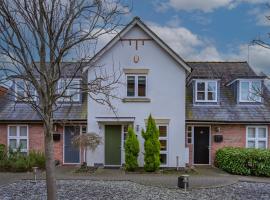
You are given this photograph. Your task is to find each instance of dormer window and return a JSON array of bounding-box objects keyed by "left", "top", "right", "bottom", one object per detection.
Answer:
[
  {"left": 195, "top": 80, "right": 217, "bottom": 102},
  {"left": 57, "top": 78, "right": 80, "bottom": 102},
  {"left": 15, "top": 79, "right": 37, "bottom": 101},
  {"left": 239, "top": 80, "right": 262, "bottom": 103}
]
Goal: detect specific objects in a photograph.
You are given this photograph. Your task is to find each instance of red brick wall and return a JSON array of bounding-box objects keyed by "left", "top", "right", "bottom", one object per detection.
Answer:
[
  {"left": 54, "top": 125, "right": 63, "bottom": 164},
  {"left": 186, "top": 124, "right": 270, "bottom": 166},
  {"left": 0, "top": 123, "right": 65, "bottom": 164},
  {"left": 0, "top": 124, "right": 7, "bottom": 145}
]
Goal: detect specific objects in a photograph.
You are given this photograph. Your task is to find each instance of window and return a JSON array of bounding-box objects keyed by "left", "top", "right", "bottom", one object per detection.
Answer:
[
  {"left": 15, "top": 80, "right": 37, "bottom": 101},
  {"left": 158, "top": 125, "right": 168, "bottom": 166},
  {"left": 187, "top": 126, "right": 192, "bottom": 144},
  {"left": 240, "top": 80, "right": 262, "bottom": 102},
  {"left": 246, "top": 126, "right": 267, "bottom": 149},
  {"left": 126, "top": 75, "right": 147, "bottom": 97},
  {"left": 8, "top": 125, "right": 28, "bottom": 153},
  {"left": 195, "top": 80, "right": 217, "bottom": 102},
  {"left": 58, "top": 78, "right": 80, "bottom": 102}
]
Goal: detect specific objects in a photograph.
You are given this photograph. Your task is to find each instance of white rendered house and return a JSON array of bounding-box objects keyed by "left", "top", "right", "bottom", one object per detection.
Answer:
[{"left": 86, "top": 17, "right": 191, "bottom": 168}]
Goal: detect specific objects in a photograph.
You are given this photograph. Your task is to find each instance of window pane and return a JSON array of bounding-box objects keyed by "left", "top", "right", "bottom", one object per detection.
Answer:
[
  {"left": 258, "top": 141, "right": 266, "bottom": 149},
  {"left": 208, "top": 92, "right": 216, "bottom": 101},
  {"left": 127, "top": 76, "right": 135, "bottom": 97},
  {"left": 188, "top": 132, "right": 192, "bottom": 138},
  {"left": 160, "top": 140, "right": 167, "bottom": 151},
  {"left": 19, "top": 139, "right": 27, "bottom": 149},
  {"left": 159, "top": 126, "right": 167, "bottom": 137},
  {"left": 247, "top": 141, "right": 255, "bottom": 148},
  {"left": 241, "top": 82, "right": 249, "bottom": 101},
  {"left": 160, "top": 154, "right": 167, "bottom": 165},
  {"left": 248, "top": 128, "right": 256, "bottom": 138},
  {"left": 251, "top": 81, "right": 261, "bottom": 93},
  {"left": 197, "top": 92, "right": 205, "bottom": 100},
  {"left": 187, "top": 126, "right": 192, "bottom": 132},
  {"left": 138, "top": 76, "right": 146, "bottom": 97},
  {"left": 197, "top": 82, "right": 205, "bottom": 91},
  {"left": 82, "top": 126, "right": 87, "bottom": 134},
  {"left": 188, "top": 138, "right": 192, "bottom": 144},
  {"left": 16, "top": 80, "right": 25, "bottom": 98},
  {"left": 208, "top": 82, "right": 216, "bottom": 92},
  {"left": 20, "top": 126, "right": 27, "bottom": 136},
  {"left": 258, "top": 128, "right": 266, "bottom": 138},
  {"left": 9, "top": 139, "right": 17, "bottom": 149},
  {"left": 9, "top": 126, "right": 17, "bottom": 136}
]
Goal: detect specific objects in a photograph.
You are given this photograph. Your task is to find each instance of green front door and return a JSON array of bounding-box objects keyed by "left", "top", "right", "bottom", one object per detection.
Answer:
[{"left": 105, "top": 125, "right": 122, "bottom": 166}]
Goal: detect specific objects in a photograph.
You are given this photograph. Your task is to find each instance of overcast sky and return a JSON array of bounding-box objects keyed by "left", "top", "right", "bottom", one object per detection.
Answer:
[{"left": 99, "top": 0, "right": 270, "bottom": 75}]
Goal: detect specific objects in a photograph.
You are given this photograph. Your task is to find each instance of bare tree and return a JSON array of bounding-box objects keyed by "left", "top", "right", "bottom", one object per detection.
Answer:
[{"left": 0, "top": 0, "right": 129, "bottom": 199}]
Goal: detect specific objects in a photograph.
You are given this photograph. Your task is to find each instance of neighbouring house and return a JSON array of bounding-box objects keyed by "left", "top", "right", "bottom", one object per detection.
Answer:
[
  {"left": 1, "top": 17, "right": 270, "bottom": 168},
  {"left": 185, "top": 62, "right": 270, "bottom": 165},
  {"left": 0, "top": 63, "right": 87, "bottom": 165}
]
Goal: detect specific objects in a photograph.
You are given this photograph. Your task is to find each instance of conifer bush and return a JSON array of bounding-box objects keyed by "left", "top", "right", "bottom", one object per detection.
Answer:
[
  {"left": 142, "top": 115, "right": 160, "bottom": 172},
  {"left": 124, "top": 127, "right": 140, "bottom": 171}
]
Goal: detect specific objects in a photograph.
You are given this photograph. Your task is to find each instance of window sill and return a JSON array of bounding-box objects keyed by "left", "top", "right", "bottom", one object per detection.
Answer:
[{"left": 122, "top": 97, "right": 151, "bottom": 103}]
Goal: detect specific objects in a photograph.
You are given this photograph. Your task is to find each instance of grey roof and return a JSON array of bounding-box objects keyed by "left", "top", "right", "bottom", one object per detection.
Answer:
[
  {"left": 0, "top": 91, "right": 87, "bottom": 122},
  {"left": 186, "top": 62, "right": 270, "bottom": 123},
  {"left": 187, "top": 61, "right": 266, "bottom": 85}
]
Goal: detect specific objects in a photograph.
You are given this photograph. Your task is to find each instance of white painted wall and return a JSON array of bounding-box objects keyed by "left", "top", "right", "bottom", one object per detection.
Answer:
[{"left": 87, "top": 25, "right": 187, "bottom": 167}]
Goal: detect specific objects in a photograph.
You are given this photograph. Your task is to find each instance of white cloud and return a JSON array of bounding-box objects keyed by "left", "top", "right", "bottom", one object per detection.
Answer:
[
  {"left": 156, "top": 0, "right": 269, "bottom": 12},
  {"left": 248, "top": 7, "right": 270, "bottom": 26},
  {"left": 94, "top": 22, "right": 270, "bottom": 75},
  {"left": 148, "top": 23, "right": 222, "bottom": 61}
]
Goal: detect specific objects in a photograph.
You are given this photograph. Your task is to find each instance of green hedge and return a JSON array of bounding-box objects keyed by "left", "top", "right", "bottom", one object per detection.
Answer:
[
  {"left": 0, "top": 144, "right": 45, "bottom": 172},
  {"left": 215, "top": 147, "right": 270, "bottom": 176}
]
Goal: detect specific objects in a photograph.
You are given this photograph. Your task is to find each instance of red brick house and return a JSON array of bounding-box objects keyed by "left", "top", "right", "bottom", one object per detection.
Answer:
[
  {"left": 0, "top": 63, "right": 87, "bottom": 165},
  {"left": 185, "top": 62, "right": 270, "bottom": 165}
]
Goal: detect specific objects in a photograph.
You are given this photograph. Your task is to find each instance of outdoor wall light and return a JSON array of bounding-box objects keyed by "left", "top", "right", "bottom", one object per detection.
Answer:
[{"left": 215, "top": 127, "right": 221, "bottom": 133}]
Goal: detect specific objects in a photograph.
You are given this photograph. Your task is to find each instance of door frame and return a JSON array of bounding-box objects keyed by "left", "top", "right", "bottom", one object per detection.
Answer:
[
  {"left": 104, "top": 124, "right": 122, "bottom": 167},
  {"left": 63, "top": 125, "right": 82, "bottom": 165},
  {"left": 192, "top": 125, "right": 211, "bottom": 165}
]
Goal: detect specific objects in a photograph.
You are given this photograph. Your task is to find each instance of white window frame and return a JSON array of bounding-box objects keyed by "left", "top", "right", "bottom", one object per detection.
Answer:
[
  {"left": 246, "top": 126, "right": 268, "bottom": 149},
  {"left": 57, "top": 78, "right": 81, "bottom": 102},
  {"left": 7, "top": 125, "right": 29, "bottom": 153},
  {"left": 14, "top": 79, "right": 37, "bottom": 101},
  {"left": 126, "top": 75, "right": 148, "bottom": 98},
  {"left": 239, "top": 80, "right": 262, "bottom": 103},
  {"left": 195, "top": 80, "right": 218, "bottom": 102},
  {"left": 158, "top": 124, "right": 169, "bottom": 167}
]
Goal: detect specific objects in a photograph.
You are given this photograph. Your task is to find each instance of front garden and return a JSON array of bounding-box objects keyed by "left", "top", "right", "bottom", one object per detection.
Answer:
[{"left": 0, "top": 144, "right": 45, "bottom": 172}]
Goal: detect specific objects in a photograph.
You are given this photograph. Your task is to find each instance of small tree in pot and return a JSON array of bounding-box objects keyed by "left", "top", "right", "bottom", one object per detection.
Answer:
[{"left": 72, "top": 132, "right": 102, "bottom": 166}]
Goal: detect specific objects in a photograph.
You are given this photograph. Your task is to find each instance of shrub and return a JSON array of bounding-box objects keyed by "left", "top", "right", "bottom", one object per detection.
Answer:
[
  {"left": 28, "top": 151, "right": 46, "bottom": 170},
  {"left": 0, "top": 144, "right": 6, "bottom": 160},
  {"left": 142, "top": 115, "right": 160, "bottom": 172},
  {"left": 124, "top": 127, "right": 140, "bottom": 171},
  {"left": 10, "top": 156, "right": 29, "bottom": 172},
  {"left": 215, "top": 147, "right": 270, "bottom": 176},
  {"left": 0, "top": 147, "right": 45, "bottom": 172}
]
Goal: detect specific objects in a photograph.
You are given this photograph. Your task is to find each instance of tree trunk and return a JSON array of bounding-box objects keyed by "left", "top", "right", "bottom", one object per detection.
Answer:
[{"left": 44, "top": 123, "right": 57, "bottom": 200}]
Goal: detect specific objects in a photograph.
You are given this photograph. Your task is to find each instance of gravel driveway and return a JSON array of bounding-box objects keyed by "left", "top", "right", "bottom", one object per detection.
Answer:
[{"left": 0, "top": 180, "right": 270, "bottom": 200}]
